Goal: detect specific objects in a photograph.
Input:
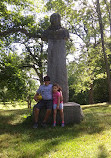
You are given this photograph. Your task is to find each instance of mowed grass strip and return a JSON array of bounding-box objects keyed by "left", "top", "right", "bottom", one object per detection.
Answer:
[{"left": 0, "top": 102, "right": 111, "bottom": 158}]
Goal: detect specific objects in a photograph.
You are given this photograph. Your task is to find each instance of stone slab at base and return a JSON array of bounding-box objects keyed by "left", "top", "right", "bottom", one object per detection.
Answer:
[
  {"left": 62, "top": 102, "right": 84, "bottom": 124},
  {"left": 35, "top": 102, "right": 84, "bottom": 125}
]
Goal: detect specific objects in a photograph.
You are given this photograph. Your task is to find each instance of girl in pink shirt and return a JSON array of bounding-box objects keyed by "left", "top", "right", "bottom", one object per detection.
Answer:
[{"left": 53, "top": 83, "right": 64, "bottom": 127}]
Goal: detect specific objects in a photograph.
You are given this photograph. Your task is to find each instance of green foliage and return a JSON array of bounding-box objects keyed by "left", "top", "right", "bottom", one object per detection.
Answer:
[
  {"left": 0, "top": 0, "right": 50, "bottom": 101},
  {"left": 68, "top": 43, "right": 109, "bottom": 104},
  {"left": 93, "top": 78, "right": 108, "bottom": 103},
  {"left": 0, "top": 52, "right": 28, "bottom": 101},
  {"left": 0, "top": 0, "right": 111, "bottom": 104},
  {"left": 45, "top": 0, "right": 67, "bottom": 16}
]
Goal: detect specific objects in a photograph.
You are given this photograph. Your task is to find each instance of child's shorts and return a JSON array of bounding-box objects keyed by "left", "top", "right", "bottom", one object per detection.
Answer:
[
  {"left": 53, "top": 103, "right": 63, "bottom": 110},
  {"left": 34, "top": 100, "right": 53, "bottom": 110}
]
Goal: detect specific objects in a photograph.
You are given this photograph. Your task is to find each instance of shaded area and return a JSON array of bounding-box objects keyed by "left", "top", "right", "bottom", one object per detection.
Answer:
[
  {"left": 98, "top": 145, "right": 109, "bottom": 158},
  {"left": 0, "top": 103, "right": 111, "bottom": 157}
]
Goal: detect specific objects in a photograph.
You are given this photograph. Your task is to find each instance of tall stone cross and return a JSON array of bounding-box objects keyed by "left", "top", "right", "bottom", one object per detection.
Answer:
[{"left": 42, "top": 13, "right": 69, "bottom": 103}]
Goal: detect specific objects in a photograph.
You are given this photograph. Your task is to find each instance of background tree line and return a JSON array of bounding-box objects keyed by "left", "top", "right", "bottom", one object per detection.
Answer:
[{"left": 0, "top": 0, "right": 111, "bottom": 105}]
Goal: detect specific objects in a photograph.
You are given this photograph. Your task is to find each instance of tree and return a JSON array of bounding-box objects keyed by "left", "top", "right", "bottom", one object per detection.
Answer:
[
  {"left": 0, "top": 0, "right": 50, "bottom": 82},
  {"left": 97, "top": 0, "right": 111, "bottom": 102},
  {"left": 1, "top": 0, "right": 111, "bottom": 104},
  {"left": 20, "top": 40, "right": 48, "bottom": 84},
  {"left": 0, "top": 0, "right": 42, "bottom": 38},
  {"left": 59, "top": 0, "right": 110, "bottom": 103},
  {"left": 103, "top": 0, "right": 111, "bottom": 36},
  {"left": 0, "top": 52, "right": 28, "bottom": 101}
]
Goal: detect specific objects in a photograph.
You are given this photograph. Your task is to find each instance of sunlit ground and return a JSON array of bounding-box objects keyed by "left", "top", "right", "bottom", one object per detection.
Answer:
[{"left": 0, "top": 102, "right": 111, "bottom": 158}]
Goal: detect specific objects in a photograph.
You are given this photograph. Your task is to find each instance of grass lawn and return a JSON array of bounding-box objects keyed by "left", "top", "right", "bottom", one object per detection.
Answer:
[{"left": 0, "top": 102, "right": 111, "bottom": 158}]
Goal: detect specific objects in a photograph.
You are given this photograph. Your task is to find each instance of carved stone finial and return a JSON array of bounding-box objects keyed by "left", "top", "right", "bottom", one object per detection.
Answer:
[
  {"left": 42, "top": 13, "right": 69, "bottom": 41},
  {"left": 50, "top": 13, "right": 61, "bottom": 30}
]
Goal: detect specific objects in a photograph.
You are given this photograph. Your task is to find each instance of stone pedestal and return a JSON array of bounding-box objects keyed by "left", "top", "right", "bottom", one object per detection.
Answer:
[
  {"left": 35, "top": 102, "right": 84, "bottom": 125},
  {"left": 47, "top": 39, "right": 69, "bottom": 103},
  {"left": 42, "top": 13, "right": 69, "bottom": 103}
]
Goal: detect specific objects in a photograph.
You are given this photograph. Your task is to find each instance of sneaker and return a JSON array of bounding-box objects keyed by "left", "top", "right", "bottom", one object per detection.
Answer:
[
  {"left": 61, "top": 123, "right": 65, "bottom": 127},
  {"left": 33, "top": 123, "right": 38, "bottom": 128},
  {"left": 41, "top": 122, "right": 47, "bottom": 128},
  {"left": 53, "top": 123, "right": 56, "bottom": 127}
]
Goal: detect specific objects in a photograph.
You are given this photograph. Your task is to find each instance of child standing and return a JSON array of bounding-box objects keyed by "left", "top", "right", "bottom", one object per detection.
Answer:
[{"left": 52, "top": 83, "right": 64, "bottom": 127}]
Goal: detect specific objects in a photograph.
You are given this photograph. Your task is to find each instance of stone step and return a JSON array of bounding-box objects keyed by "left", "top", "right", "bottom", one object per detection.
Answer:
[{"left": 33, "top": 102, "right": 84, "bottom": 125}]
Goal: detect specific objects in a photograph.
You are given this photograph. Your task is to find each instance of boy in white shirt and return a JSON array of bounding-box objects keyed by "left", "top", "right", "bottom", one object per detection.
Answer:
[{"left": 33, "top": 76, "right": 53, "bottom": 128}]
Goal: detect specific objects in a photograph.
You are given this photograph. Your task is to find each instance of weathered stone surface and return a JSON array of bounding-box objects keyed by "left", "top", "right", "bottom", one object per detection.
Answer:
[
  {"left": 36, "top": 13, "right": 84, "bottom": 124},
  {"left": 33, "top": 102, "right": 84, "bottom": 125},
  {"left": 42, "top": 13, "right": 69, "bottom": 41},
  {"left": 47, "top": 39, "right": 69, "bottom": 102},
  {"left": 42, "top": 13, "right": 69, "bottom": 103},
  {"left": 61, "top": 102, "right": 84, "bottom": 124}
]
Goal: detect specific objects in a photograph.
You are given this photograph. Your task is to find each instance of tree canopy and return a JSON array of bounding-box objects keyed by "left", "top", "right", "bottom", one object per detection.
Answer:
[{"left": 0, "top": 0, "right": 111, "bottom": 104}]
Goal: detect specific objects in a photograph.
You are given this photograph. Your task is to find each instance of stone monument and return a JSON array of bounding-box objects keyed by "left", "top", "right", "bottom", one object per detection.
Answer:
[
  {"left": 42, "top": 13, "right": 69, "bottom": 103},
  {"left": 40, "top": 13, "right": 84, "bottom": 124}
]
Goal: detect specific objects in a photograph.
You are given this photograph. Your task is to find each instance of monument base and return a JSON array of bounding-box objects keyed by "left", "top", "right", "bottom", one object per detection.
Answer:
[{"left": 34, "top": 102, "right": 84, "bottom": 125}]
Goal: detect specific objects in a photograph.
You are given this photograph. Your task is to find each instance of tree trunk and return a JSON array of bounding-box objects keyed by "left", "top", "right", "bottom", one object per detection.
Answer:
[
  {"left": 103, "top": 0, "right": 111, "bottom": 36},
  {"left": 89, "top": 83, "right": 94, "bottom": 104},
  {"left": 97, "top": 0, "right": 111, "bottom": 102},
  {"left": 110, "top": 0, "right": 111, "bottom": 36},
  {"left": 27, "top": 96, "right": 31, "bottom": 108}
]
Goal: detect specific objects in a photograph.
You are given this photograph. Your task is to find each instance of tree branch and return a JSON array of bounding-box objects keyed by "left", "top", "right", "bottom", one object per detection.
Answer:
[{"left": 0, "top": 27, "right": 41, "bottom": 38}]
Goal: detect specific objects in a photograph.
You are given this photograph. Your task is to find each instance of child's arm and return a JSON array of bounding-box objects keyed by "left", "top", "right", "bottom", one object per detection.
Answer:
[
  {"left": 57, "top": 94, "right": 60, "bottom": 109},
  {"left": 34, "top": 93, "right": 39, "bottom": 101},
  {"left": 60, "top": 91, "right": 63, "bottom": 102}
]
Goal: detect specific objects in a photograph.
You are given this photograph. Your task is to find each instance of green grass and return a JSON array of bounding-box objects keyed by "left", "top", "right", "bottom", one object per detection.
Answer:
[{"left": 0, "top": 102, "right": 111, "bottom": 158}]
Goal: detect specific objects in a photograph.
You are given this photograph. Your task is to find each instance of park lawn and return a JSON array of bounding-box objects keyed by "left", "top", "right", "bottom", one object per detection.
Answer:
[{"left": 0, "top": 102, "right": 111, "bottom": 158}]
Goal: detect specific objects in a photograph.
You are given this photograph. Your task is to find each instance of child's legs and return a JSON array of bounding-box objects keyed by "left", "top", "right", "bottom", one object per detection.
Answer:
[
  {"left": 43, "top": 100, "right": 53, "bottom": 123},
  {"left": 53, "top": 104, "right": 57, "bottom": 123},
  {"left": 33, "top": 102, "right": 42, "bottom": 123},
  {"left": 59, "top": 103, "right": 64, "bottom": 123},
  {"left": 60, "top": 109, "right": 64, "bottom": 123},
  {"left": 33, "top": 107, "right": 40, "bottom": 123},
  {"left": 43, "top": 109, "right": 52, "bottom": 123},
  {"left": 53, "top": 109, "right": 57, "bottom": 122}
]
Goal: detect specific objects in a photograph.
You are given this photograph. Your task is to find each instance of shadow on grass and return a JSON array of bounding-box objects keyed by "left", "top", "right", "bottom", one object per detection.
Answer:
[
  {"left": 0, "top": 105, "right": 111, "bottom": 157},
  {"left": 21, "top": 137, "right": 61, "bottom": 158},
  {"left": 0, "top": 107, "right": 108, "bottom": 136},
  {"left": 98, "top": 144, "right": 109, "bottom": 158},
  {"left": 82, "top": 103, "right": 110, "bottom": 110},
  {"left": 0, "top": 109, "right": 79, "bottom": 157}
]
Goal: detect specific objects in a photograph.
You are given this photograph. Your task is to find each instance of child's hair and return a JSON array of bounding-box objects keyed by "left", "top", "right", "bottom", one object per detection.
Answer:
[
  {"left": 53, "top": 83, "right": 63, "bottom": 101},
  {"left": 53, "top": 83, "right": 59, "bottom": 88},
  {"left": 44, "top": 76, "right": 50, "bottom": 81},
  {"left": 53, "top": 83, "right": 62, "bottom": 92},
  {"left": 58, "top": 85, "right": 62, "bottom": 92}
]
